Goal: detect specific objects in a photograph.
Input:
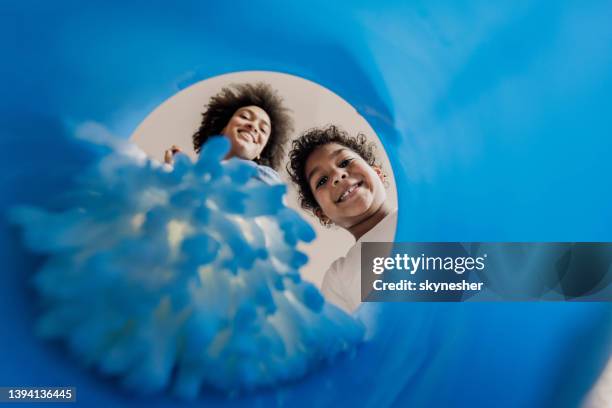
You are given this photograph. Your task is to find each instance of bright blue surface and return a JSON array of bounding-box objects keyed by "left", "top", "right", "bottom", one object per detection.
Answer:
[{"left": 2, "top": 1, "right": 612, "bottom": 407}]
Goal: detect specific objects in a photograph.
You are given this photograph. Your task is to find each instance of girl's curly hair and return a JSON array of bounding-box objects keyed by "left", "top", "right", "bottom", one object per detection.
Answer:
[
  {"left": 286, "top": 125, "right": 380, "bottom": 214},
  {"left": 193, "top": 82, "right": 293, "bottom": 170}
]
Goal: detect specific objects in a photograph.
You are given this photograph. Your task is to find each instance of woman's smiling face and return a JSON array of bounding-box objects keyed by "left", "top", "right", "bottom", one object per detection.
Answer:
[
  {"left": 305, "top": 143, "right": 386, "bottom": 229},
  {"left": 222, "top": 105, "right": 271, "bottom": 161}
]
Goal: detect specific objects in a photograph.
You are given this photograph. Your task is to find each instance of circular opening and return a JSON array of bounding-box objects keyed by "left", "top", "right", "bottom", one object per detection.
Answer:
[{"left": 130, "top": 71, "right": 398, "bottom": 291}]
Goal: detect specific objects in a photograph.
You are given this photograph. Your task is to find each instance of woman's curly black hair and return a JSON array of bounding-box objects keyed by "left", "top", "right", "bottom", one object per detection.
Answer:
[
  {"left": 192, "top": 82, "right": 293, "bottom": 170},
  {"left": 287, "top": 125, "right": 381, "bottom": 214}
]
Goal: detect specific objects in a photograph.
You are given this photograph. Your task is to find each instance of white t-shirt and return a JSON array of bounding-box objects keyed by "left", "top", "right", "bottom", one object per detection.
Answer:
[{"left": 321, "top": 209, "right": 398, "bottom": 313}]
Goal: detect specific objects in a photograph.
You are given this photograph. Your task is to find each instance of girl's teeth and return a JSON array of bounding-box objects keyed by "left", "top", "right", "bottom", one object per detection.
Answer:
[{"left": 339, "top": 184, "right": 358, "bottom": 202}]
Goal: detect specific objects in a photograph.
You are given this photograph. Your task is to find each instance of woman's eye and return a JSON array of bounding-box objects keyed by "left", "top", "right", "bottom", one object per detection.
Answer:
[
  {"left": 316, "top": 176, "right": 328, "bottom": 189},
  {"left": 339, "top": 158, "right": 352, "bottom": 168}
]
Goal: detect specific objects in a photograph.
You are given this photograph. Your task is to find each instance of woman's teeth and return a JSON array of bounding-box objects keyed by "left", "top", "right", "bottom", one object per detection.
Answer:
[{"left": 239, "top": 130, "right": 255, "bottom": 141}]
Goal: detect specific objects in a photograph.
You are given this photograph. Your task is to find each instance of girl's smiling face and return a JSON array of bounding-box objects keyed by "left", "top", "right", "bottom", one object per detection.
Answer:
[
  {"left": 222, "top": 105, "right": 271, "bottom": 161},
  {"left": 305, "top": 143, "right": 387, "bottom": 229}
]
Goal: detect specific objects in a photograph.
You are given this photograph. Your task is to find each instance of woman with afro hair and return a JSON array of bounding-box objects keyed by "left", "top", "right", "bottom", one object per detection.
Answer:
[{"left": 165, "top": 82, "right": 293, "bottom": 184}]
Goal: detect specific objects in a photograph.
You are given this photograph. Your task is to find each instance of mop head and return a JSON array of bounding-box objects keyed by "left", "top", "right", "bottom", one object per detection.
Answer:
[{"left": 10, "top": 127, "right": 364, "bottom": 398}]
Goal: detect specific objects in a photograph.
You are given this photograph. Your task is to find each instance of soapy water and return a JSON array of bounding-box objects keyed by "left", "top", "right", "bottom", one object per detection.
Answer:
[{"left": 2, "top": 1, "right": 612, "bottom": 407}]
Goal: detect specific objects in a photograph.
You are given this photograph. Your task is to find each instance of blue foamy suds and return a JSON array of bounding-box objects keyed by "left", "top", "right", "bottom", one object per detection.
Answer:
[{"left": 9, "top": 131, "right": 364, "bottom": 399}]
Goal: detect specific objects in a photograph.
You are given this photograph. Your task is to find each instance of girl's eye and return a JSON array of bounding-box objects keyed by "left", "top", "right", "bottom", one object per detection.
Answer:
[
  {"left": 316, "top": 176, "right": 328, "bottom": 189},
  {"left": 339, "top": 158, "right": 352, "bottom": 168}
]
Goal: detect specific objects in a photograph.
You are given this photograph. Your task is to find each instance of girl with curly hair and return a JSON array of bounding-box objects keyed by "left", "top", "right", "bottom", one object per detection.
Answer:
[{"left": 287, "top": 125, "right": 397, "bottom": 312}]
